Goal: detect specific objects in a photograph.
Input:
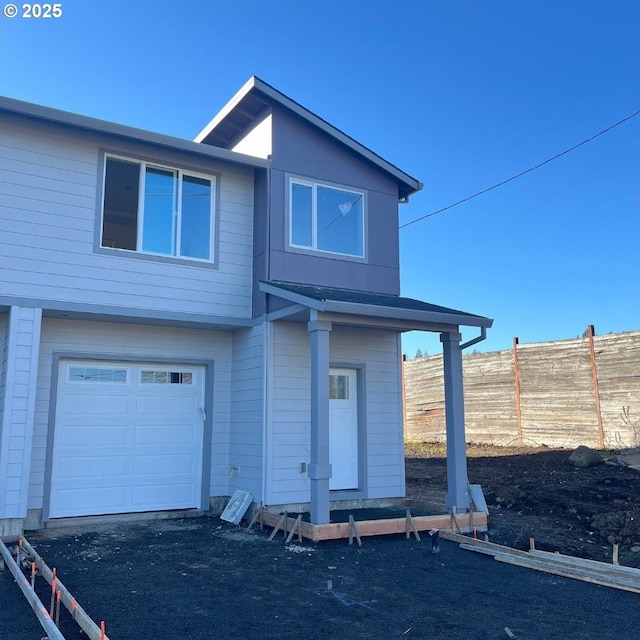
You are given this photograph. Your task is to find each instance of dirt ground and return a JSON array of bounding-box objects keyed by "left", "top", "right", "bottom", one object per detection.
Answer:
[
  {"left": 1, "top": 444, "right": 639, "bottom": 640},
  {"left": 405, "top": 442, "right": 640, "bottom": 566}
]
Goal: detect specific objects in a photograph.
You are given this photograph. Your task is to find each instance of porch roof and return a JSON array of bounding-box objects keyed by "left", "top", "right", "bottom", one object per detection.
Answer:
[{"left": 260, "top": 281, "right": 493, "bottom": 333}]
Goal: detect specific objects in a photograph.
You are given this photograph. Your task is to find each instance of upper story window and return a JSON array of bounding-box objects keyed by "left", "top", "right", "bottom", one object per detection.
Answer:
[
  {"left": 101, "top": 155, "right": 215, "bottom": 261},
  {"left": 289, "top": 178, "right": 364, "bottom": 258}
]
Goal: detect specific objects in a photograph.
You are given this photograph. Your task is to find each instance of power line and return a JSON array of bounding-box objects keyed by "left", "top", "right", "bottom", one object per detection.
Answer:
[{"left": 399, "top": 109, "right": 640, "bottom": 230}]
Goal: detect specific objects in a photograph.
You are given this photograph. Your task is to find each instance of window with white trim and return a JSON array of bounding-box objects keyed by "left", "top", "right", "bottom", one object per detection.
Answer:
[
  {"left": 289, "top": 178, "right": 364, "bottom": 258},
  {"left": 101, "top": 155, "right": 215, "bottom": 261}
]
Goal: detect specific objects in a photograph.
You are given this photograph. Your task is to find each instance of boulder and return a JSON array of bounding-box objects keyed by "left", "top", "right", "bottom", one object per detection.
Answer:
[{"left": 568, "top": 445, "right": 603, "bottom": 468}]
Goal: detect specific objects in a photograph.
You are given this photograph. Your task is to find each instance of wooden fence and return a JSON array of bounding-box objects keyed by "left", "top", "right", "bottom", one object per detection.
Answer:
[{"left": 403, "top": 329, "right": 640, "bottom": 449}]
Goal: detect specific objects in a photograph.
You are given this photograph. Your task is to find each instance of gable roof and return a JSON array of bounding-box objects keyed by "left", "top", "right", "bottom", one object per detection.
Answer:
[
  {"left": 195, "top": 76, "right": 423, "bottom": 200},
  {"left": 0, "top": 96, "right": 270, "bottom": 170},
  {"left": 260, "top": 281, "right": 493, "bottom": 329}
]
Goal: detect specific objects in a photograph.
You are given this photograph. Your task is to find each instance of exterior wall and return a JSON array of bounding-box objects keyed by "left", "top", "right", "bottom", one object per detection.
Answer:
[
  {"left": 267, "top": 322, "right": 404, "bottom": 506},
  {"left": 0, "top": 113, "right": 255, "bottom": 320},
  {"left": 261, "top": 106, "right": 401, "bottom": 295},
  {"left": 0, "top": 307, "right": 41, "bottom": 520},
  {"left": 28, "top": 318, "right": 234, "bottom": 514},
  {"left": 229, "top": 323, "right": 265, "bottom": 499}
]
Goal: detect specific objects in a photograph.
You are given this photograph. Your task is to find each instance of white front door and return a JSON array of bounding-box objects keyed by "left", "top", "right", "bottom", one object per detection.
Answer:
[
  {"left": 329, "top": 368, "right": 358, "bottom": 490},
  {"left": 49, "top": 360, "right": 205, "bottom": 518}
]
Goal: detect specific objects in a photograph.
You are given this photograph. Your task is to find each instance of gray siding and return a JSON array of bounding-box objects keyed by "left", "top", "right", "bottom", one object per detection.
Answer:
[
  {"left": 256, "top": 106, "right": 401, "bottom": 296},
  {"left": 0, "top": 114, "right": 254, "bottom": 319},
  {"left": 30, "top": 318, "right": 234, "bottom": 510},
  {"left": 229, "top": 324, "right": 265, "bottom": 499},
  {"left": 268, "top": 322, "right": 403, "bottom": 505}
]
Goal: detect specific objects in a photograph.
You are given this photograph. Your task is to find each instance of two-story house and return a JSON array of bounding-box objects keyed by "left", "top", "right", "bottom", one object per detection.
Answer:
[{"left": 0, "top": 77, "right": 492, "bottom": 537}]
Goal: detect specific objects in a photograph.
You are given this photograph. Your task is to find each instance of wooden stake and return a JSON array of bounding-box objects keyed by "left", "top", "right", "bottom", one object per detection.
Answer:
[
  {"left": 285, "top": 514, "right": 303, "bottom": 544},
  {"left": 529, "top": 538, "right": 535, "bottom": 551},
  {"left": 348, "top": 515, "right": 362, "bottom": 547},
  {"left": 245, "top": 506, "right": 264, "bottom": 531},
  {"left": 101, "top": 620, "right": 106, "bottom": 640},
  {"left": 613, "top": 544, "right": 619, "bottom": 566},
  {"left": 450, "top": 512, "right": 461, "bottom": 534},
  {"left": 405, "top": 510, "right": 421, "bottom": 541},
  {"left": 31, "top": 561, "right": 36, "bottom": 589},
  {"left": 268, "top": 512, "right": 288, "bottom": 541}
]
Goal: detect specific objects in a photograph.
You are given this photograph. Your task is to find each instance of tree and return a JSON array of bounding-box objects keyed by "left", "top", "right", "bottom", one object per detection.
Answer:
[{"left": 415, "top": 348, "right": 423, "bottom": 359}]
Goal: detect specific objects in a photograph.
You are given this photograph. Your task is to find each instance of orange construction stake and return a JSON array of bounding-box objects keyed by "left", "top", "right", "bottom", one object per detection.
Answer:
[
  {"left": 30, "top": 561, "right": 36, "bottom": 588},
  {"left": 101, "top": 620, "right": 106, "bottom": 640},
  {"left": 55, "top": 589, "right": 61, "bottom": 627},
  {"left": 71, "top": 596, "right": 77, "bottom": 620},
  {"left": 49, "top": 577, "right": 57, "bottom": 617}
]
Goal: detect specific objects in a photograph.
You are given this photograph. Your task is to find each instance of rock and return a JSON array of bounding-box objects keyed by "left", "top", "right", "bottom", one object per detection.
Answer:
[{"left": 568, "top": 445, "right": 603, "bottom": 468}]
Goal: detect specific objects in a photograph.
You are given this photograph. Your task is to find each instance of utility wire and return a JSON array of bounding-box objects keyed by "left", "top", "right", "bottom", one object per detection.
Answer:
[{"left": 399, "top": 109, "right": 640, "bottom": 230}]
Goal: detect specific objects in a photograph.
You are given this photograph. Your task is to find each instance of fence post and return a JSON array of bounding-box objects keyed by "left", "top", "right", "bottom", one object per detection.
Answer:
[
  {"left": 587, "top": 325, "right": 604, "bottom": 448},
  {"left": 513, "top": 337, "right": 523, "bottom": 444}
]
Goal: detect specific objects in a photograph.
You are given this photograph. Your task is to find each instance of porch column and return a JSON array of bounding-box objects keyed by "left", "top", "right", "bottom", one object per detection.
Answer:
[
  {"left": 0, "top": 306, "right": 42, "bottom": 537},
  {"left": 308, "top": 315, "right": 332, "bottom": 524},
  {"left": 440, "top": 331, "right": 471, "bottom": 512}
]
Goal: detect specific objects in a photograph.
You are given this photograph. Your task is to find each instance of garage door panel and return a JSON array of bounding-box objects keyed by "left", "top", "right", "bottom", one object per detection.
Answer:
[
  {"left": 55, "top": 455, "right": 128, "bottom": 480},
  {"left": 132, "top": 483, "right": 197, "bottom": 509},
  {"left": 52, "top": 486, "right": 130, "bottom": 518},
  {"left": 134, "top": 424, "right": 197, "bottom": 445},
  {"left": 55, "top": 424, "right": 129, "bottom": 447},
  {"left": 135, "top": 396, "right": 198, "bottom": 416},
  {"left": 61, "top": 393, "right": 129, "bottom": 415},
  {"left": 134, "top": 453, "right": 196, "bottom": 476},
  {"left": 50, "top": 360, "right": 205, "bottom": 519}
]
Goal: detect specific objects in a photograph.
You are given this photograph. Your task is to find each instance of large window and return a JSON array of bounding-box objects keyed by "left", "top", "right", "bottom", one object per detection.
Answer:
[
  {"left": 102, "top": 156, "right": 215, "bottom": 261},
  {"left": 290, "top": 178, "right": 364, "bottom": 258}
]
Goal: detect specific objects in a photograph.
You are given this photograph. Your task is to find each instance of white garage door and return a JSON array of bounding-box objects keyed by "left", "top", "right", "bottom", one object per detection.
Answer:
[{"left": 49, "top": 360, "right": 205, "bottom": 519}]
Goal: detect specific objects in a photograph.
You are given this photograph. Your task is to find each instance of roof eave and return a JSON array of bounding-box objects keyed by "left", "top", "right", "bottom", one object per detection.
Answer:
[
  {"left": 0, "top": 96, "right": 270, "bottom": 169},
  {"left": 260, "top": 282, "right": 494, "bottom": 330},
  {"left": 196, "top": 76, "right": 423, "bottom": 199}
]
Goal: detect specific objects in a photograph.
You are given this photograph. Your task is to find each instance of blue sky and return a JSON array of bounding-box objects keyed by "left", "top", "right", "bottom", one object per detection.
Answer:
[{"left": 1, "top": 1, "right": 638, "bottom": 356}]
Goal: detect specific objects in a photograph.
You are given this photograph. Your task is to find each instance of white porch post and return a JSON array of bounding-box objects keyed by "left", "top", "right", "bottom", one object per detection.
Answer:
[
  {"left": 440, "top": 331, "right": 471, "bottom": 512},
  {"left": 0, "top": 306, "right": 42, "bottom": 537},
  {"left": 308, "top": 314, "right": 332, "bottom": 525}
]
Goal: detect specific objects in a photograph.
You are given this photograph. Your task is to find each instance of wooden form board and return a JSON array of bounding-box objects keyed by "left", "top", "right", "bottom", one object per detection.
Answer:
[
  {"left": 258, "top": 509, "right": 487, "bottom": 542},
  {"left": 443, "top": 531, "right": 640, "bottom": 594}
]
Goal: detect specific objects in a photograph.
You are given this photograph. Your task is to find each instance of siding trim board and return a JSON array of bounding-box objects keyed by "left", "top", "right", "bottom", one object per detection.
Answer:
[
  {"left": 0, "top": 307, "right": 42, "bottom": 520},
  {"left": 0, "top": 297, "right": 252, "bottom": 330}
]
